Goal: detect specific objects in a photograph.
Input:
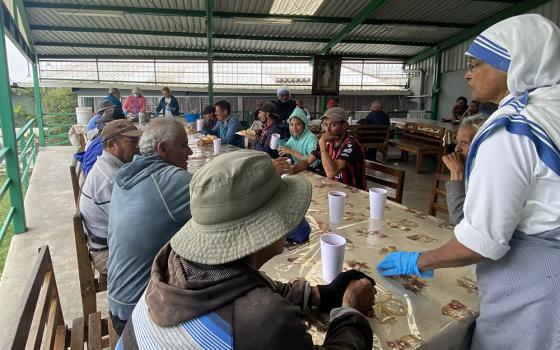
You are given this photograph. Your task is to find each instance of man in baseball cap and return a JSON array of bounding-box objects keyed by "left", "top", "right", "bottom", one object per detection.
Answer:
[
  {"left": 87, "top": 99, "right": 116, "bottom": 132},
  {"left": 293, "top": 107, "right": 367, "bottom": 190},
  {"left": 79, "top": 119, "right": 142, "bottom": 279}
]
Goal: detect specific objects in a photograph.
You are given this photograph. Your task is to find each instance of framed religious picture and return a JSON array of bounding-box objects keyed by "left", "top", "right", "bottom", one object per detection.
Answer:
[{"left": 311, "top": 55, "right": 342, "bottom": 95}]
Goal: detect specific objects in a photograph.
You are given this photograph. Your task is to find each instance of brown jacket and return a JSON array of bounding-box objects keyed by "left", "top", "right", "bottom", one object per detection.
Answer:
[{"left": 118, "top": 244, "right": 373, "bottom": 349}]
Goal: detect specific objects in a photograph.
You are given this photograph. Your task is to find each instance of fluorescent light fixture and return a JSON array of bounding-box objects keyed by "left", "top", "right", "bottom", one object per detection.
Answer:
[
  {"left": 233, "top": 17, "right": 292, "bottom": 25},
  {"left": 382, "top": 24, "right": 438, "bottom": 32},
  {"left": 270, "top": 0, "right": 325, "bottom": 15},
  {"left": 55, "top": 9, "right": 124, "bottom": 18}
]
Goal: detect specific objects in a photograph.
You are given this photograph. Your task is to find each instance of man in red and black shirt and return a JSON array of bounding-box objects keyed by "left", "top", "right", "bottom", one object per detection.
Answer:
[{"left": 293, "top": 107, "right": 367, "bottom": 190}]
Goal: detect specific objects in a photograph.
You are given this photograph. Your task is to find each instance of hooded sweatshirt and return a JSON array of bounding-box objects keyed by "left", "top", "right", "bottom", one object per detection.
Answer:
[
  {"left": 108, "top": 154, "right": 192, "bottom": 321},
  {"left": 118, "top": 244, "right": 373, "bottom": 350},
  {"left": 285, "top": 108, "right": 319, "bottom": 168}
]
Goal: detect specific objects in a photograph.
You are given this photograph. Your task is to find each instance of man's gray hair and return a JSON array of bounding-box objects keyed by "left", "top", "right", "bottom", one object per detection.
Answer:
[
  {"left": 139, "top": 118, "right": 185, "bottom": 156},
  {"left": 461, "top": 114, "right": 487, "bottom": 130},
  {"left": 108, "top": 87, "right": 120, "bottom": 95}
]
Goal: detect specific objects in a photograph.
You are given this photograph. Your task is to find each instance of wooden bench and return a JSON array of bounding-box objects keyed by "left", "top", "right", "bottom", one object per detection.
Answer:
[
  {"left": 8, "top": 246, "right": 117, "bottom": 349},
  {"left": 73, "top": 210, "right": 107, "bottom": 319},
  {"left": 353, "top": 124, "right": 389, "bottom": 162},
  {"left": 365, "top": 160, "right": 405, "bottom": 203},
  {"left": 388, "top": 122, "right": 446, "bottom": 173}
]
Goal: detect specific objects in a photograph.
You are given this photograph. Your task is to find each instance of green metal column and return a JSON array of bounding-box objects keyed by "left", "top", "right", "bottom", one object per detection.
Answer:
[
  {"left": 430, "top": 49, "right": 442, "bottom": 120},
  {"left": 32, "top": 62, "right": 45, "bottom": 146},
  {"left": 0, "top": 11, "right": 26, "bottom": 233},
  {"left": 206, "top": 0, "right": 214, "bottom": 105}
]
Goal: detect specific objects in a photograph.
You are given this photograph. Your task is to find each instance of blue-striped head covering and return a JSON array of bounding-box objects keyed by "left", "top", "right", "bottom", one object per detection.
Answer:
[{"left": 466, "top": 14, "right": 560, "bottom": 96}]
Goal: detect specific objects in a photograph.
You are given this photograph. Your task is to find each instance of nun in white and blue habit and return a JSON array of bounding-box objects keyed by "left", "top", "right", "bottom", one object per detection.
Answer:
[{"left": 377, "top": 14, "right": 560, "bottom": 349}]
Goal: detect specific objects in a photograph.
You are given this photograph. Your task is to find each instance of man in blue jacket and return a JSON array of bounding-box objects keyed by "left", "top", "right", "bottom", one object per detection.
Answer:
[
  {"left": 208, "top": 99, "right": 244, "bottom": 148},
  {"left": 107, "top": 117, "right": 193, "bottom": 334},
  {"left": 106, "top": 88, "right": 125, "bottom": 119}
]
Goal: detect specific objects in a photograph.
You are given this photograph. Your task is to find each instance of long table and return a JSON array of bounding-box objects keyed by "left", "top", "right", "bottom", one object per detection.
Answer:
[
  {"left": 390, "top": 118, "right": 461, "bottom": 145},
  {"left": 187, "top": 133, "right": 478, "bottom": 350}
]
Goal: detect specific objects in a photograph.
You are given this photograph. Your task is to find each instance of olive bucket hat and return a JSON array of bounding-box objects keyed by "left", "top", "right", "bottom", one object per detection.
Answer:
[{"left": 171, "top": 150, "right": 312, "bottom": 265}]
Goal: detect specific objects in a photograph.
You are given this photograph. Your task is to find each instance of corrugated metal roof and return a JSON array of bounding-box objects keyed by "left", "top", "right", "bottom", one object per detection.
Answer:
[
  {"left": 348, "top": 25, "right": 461, "bottom": 43},
  {"left": 23, "top": 0, "right": 548, "bottom": 61},
  {"left": 33, "top": 30, "right": 207, "bottom": 49},
  {"left": 331, "top": 43, "right": 427, "bottom": 57},
  {"left": 214, "top": 38, "right": 322, "bottom": 53},
  {"left": 213, "top": 18, "right": 343, "bottom": 39},
  {"left": 370, "top": 0, "right": 511, "bottom": 24},
  {"left": 35, "top": 46, "right": 207, "bottom": 57}
]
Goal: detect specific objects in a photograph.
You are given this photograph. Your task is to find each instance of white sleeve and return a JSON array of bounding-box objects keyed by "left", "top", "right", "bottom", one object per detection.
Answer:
[{"left": 454, "top": 128, "right": 538, "bottom": 260}]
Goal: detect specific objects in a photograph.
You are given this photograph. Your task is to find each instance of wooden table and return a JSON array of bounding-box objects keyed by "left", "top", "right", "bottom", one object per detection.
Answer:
[
  {"left": 390, "top": 118, "right": 460, "bottom": 145},
  {"left": 186, "top": 133, "right": 479, "bottom": 350}
]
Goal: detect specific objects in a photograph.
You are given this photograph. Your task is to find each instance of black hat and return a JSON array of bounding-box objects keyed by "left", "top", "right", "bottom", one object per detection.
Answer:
[{"left": 259, "top": 102, "right": 280, "bottom": 118}]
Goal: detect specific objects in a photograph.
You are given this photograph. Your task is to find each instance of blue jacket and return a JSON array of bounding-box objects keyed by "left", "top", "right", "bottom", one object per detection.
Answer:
[
  {"left": 74, "top": 136, "right": 103, "bottom": 175},
  {"left": 359, "top": 110, "right": 390, "bottom": 126},
  {"left": 209, "top": 114, "right": 244, "bottom": 148},
  {"left": 107, "top": 154, "right": 192, "bottom": 321},
  {"left": 106, "top": 94, "right": 125, "bottom": 119},
  {"left": 155, "top": 95, "right": 180, "bottom": 116}
]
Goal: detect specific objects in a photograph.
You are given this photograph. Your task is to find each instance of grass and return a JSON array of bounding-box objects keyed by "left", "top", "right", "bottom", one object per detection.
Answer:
[{"left": 0, "top": 191, "right": 14, "bottom": 280}]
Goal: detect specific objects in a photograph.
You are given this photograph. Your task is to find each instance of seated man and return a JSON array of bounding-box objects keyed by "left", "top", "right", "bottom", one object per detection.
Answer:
[
  {"left": 201, "top": 105, "right": 217, "bottom": 134},
  {"left": 293, "top": 107, "right": 367, "bottom": 190},
  {"left": 80, "top": 120, "right": 141, "bottom": 277},
  {"left": 108, "top": 118, "right": 194, "bottom": 334},
  {"left": 118, "top": 150, "right": 376, "bottom": 349},
  {"left": 86, "top": 100, "right": 115, "bottom": 136},
  {"left": 249, "top": 102, "right": 281, "bottom": 158},
  {"left": 207, "top": 99, "right": 244, "bottom": 148},
  {"left": 106, "top": 88, "right": 125, "bottom": 119},
  {"left": 359, "top": 100, "right": 390, "bottom": 126},
  {"left": 442, "top": 115, "right": 487, "bottom": 224}
]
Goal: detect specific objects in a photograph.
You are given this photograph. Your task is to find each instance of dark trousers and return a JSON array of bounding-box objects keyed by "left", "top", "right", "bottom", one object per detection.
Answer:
[{"left": 110, "top": 312, "right": 128, "bottom": 336}]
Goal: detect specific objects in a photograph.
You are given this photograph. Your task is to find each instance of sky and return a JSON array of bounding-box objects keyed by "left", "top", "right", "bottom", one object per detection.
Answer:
[{"left": 5, "top": 36, "right": 30, "bottom": 83}]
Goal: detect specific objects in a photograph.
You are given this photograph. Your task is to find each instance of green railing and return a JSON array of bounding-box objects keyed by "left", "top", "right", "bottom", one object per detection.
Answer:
[
  {"left": 0, "top": 118, "right": 37, "bottom": 246},
  {"left": 43, "top": 112, "right": 74, "bottom": 146}
]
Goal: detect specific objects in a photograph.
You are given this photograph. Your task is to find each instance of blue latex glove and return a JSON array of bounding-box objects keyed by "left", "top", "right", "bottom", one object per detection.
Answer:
[{"left": 377, "top": 251, "right": 434, "bottom": 278}]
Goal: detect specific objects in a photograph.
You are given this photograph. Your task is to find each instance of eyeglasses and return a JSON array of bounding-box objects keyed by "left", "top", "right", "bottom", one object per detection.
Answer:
[{"left": 466, "top": 57, "right": 483, "bottom": 72}]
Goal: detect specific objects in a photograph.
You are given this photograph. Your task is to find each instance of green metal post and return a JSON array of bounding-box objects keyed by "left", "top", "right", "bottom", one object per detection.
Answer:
[
  {"left": 32, "top": 62, "right": 45, "bottom": 146},
  {"left": 0, "top": 11, "right": 26, "bottom": 233},
  {"left": 430, "top": 49, "right": 442, "bottom": 120},
  {"left": 206, "top": 0, "right": 214, "bottom": 105}
]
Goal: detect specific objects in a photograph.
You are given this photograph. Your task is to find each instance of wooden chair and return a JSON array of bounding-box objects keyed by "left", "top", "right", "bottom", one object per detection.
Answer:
[
  {"left": 354, "top": 124, "right": 390, "bottom": 162},
  {"left": 388, "top": 122, "right": 446, "bottom": 173},
  {"left": 8, "top": 246, "right": 116, "bottom": 349},
  {"left": 365, "top": 160, "right": 405, "bottom": 204},
  {"left": 70, "top": 146, "right": 85, "bottom": 206},
  {"left": 429, "top": 173, "right": 450, "bottom": 217},
  {"left": 73, "top": 210, "right": 107, "bottom": 319}
]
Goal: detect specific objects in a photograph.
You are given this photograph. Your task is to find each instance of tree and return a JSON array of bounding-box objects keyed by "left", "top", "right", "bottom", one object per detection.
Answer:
[{"left": 41, "top": 87, "right": 77, "bottom": 113}]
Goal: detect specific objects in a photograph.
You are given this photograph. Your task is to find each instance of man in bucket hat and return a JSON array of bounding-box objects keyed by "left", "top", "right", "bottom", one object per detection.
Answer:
[{"left": 117, "top": 150, "right": 376, "bottom": 349}]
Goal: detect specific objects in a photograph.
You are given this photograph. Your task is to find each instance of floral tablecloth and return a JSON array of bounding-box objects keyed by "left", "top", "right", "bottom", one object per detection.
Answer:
[{"left": 186, "top": 135, "right": 479, "bottom": 350}]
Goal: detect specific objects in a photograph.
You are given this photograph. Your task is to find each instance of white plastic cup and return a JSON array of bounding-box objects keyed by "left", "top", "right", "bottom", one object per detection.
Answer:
[
  {"left": 369, "top": 188, "right": 388, "bottom": 219},
  {"left": 320, "top": 233, "right": 346, "bottom": 283},
  {"left": 348, "top": 117, "right": 354, "bottom": 125},
  {"left": 270, "top": 133, "right": 281, "bottom": 150},
  {"left": 196, "top": 118, "right": 205, "bottom": 132},
  {"left": 213, "top": 138, "right": 221, "bottom": 155},
  {"left": 328, "top": 191, "right": 347, "bottom": 224}
]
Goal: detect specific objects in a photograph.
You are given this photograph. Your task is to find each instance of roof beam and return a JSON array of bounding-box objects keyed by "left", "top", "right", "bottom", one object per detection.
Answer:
[
  {"left": 1, "top": 1, "right": 34, "bottom": 60},
  {"left": 23, "top": 2, "right": 470, "bottom": 28},
  {"left": 206, "top": 0, "right": 213, "bottom": 104},
  {"left": 34, "top": 42, "right": 410, "bottom": 60},
  {"left": 30, "top": 25, "right": 431, "bottom": 47},
  {"left": 320, "top": 0, "right": 387, "bottom": 55},
  {"left": 406, "top": 0, "right": 551, "bottom": 65}
]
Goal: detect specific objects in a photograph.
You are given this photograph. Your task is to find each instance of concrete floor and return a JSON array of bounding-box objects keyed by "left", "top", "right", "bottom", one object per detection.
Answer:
[
  {"left": 0, "top": 145, "right": 445, "bottom": 347},
  {"left": 0, "top": 146, "right": 107, "bottom": 348}
]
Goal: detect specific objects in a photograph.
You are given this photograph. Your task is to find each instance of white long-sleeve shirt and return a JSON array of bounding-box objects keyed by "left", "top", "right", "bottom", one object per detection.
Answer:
[{"left": 455, "top": 128, "right": 560, "bottom": 260}]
